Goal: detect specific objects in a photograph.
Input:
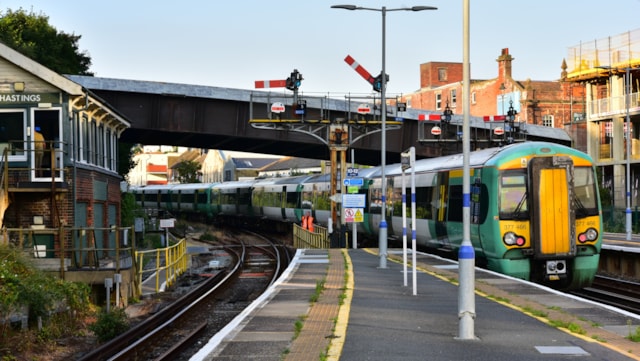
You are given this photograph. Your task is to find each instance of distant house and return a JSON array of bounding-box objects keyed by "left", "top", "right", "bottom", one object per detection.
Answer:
[
  {"left": 258, "top": 156, "right": 325, "bottom": 178},
  {"left": 198, "top": 150, "right": 281, "bottom": 182}
]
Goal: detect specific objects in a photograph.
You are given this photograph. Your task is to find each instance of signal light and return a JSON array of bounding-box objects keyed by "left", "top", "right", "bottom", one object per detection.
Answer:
[
  {"left": 373, "top": 72, "right": 389, "bottom": 93},
  {"left": 286, "top": 69, "right": 303, "bottom": 91},
  {"left": 441, "top": 103, "right": 453, "bottom": 123}
]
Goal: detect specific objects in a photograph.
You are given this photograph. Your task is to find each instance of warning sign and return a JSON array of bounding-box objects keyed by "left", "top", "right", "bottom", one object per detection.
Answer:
[{"left": 344, "top": 208, "right": 364, "bottom": 223}]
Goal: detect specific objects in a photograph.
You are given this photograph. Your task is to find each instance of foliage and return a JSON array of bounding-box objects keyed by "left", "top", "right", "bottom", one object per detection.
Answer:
[
  {"left": 0, "top": 245, "right": 93, "bottom": 351},
  {"left": 89, "top": 307, "right": 129, "bottom": 342},
  {"left": 119, "top": 142, "right": 138, "bottom": 182},
  {"left": 144, "top": 233, "right": 163, "bottom": 249},
  {"left": 174, "top": 160, "right": 202, "bottom": 183},
  {"left": 0, "top": 8, "right": 92, "bottom": 75},
  {"left": 120, "top": 192, "right": 137, "bottom": 228},
  {"left": 200, "top": 232, "right": 217, "bottom": 242}
]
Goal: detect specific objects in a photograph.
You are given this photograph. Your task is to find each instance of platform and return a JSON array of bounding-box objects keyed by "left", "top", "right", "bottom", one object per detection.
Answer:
[{"left": 189, "top": 248, "right": 640, "bottom": 361}]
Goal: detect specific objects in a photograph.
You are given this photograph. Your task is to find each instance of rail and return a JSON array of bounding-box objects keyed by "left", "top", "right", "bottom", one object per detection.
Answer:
[
  {"left": 135, "top": 236, "right": 188, "bottom": 294},
  {"left": 293, "top": 223, "right": 330, "bottom": 249}
]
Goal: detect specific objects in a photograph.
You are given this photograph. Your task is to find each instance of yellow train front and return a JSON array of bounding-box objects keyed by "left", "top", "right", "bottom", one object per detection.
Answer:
[
  {"left": 382, "top": 142, "right": 602, "bottom": 290},
  {"left": 480, "top": 143, "right": 601, "bottom": 290}
]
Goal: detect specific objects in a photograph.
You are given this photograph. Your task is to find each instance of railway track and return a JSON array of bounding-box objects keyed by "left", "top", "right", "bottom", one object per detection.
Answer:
[
  {"left": 571, "top": 275, "right": 640, "bottom": 315},
  {"left": 77, "top": 229, "right": 293, "bottom": 361}
]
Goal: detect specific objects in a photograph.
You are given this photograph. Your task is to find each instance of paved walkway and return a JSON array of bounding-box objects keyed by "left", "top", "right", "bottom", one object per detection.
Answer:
[{"left": 285, "top": 248, "right": 347, "bottom": 360}]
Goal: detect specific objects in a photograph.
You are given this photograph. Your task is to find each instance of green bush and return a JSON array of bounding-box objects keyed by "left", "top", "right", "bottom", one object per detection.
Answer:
[
  {"left": 200, "top": 232, "right": 217, "bottom": 242},
  {"left": 89, "top": 307, "right": 129, "bottom": 342}
]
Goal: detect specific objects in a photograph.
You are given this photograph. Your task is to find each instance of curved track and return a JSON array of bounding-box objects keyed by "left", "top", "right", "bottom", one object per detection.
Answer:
[{"left": 77, "top": 230, "right": 293, "bottom": 361}]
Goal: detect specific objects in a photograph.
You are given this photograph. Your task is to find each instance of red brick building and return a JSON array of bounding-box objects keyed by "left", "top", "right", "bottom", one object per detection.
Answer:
[{"left": 401, "top": 48, "right": 586, "bottom": 129}]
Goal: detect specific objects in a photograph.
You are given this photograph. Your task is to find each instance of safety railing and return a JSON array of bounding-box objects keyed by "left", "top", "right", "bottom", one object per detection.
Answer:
[
  {"left": 1, "top": 226, "right": 135, "bottom": 278},
  {"left": 293, "top": 223, "right": 330, "bottom": 249},
  {"left": 134, "top": 236, "right": 188, "bottom": 294}
]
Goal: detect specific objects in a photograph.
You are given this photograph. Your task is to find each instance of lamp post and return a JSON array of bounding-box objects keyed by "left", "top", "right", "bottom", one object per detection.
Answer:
[
  {"left": 598, "top": 65, "right": 632, "bottom": 241},
  {"left": 332, "top": 4, "right": 437, "bottom": 268},
  {"left": 624, "top": 66, "right": 632, "bottom": 241}
]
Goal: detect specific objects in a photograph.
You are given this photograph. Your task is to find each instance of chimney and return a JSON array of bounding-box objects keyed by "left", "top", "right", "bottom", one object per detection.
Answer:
[{"left": 497, "top": 48, "right": 513, "bottom": 80}]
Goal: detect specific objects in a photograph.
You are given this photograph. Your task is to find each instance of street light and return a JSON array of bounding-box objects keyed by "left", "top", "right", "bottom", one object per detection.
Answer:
[
  {"left": 331, "top": 4, "right": 437, "bottom": 268},
  {"left": 597, "top": 65, "right": 632, "bottom": 241}
]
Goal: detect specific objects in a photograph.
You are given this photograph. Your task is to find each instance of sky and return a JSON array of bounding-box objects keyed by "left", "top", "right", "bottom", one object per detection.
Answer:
[{"left": 1, "top": 1, "right": 639, "bottom": 97}]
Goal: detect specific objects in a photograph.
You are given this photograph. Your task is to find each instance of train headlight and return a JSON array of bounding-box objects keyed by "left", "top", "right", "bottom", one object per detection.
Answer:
[
  {"left": 504, "top": 232, "right": 517, "bottom": 245},
  {"left": 578, "top": 228, "right": 598, "bottom": 243},
  {"left": 503, "top": 232, "right": 526, "bottom": 247}
]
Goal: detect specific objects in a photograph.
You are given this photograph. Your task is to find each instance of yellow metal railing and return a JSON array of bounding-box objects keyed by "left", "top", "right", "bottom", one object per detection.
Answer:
[
  {"left": 293, "top": 223, "right": 330, "bottom": 249},
  {"left": 135, "top": 238, "right": 188, "bottom": 294}
]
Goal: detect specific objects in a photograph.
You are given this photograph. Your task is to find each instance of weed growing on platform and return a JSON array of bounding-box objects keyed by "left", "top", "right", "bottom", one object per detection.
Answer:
[
  {"left": 626, "top": 320, "right": 640, "bottom": 342},
  {"left": 523, "top": 306, "right": 547, "bottom": 318},
  {"left": 487, "top": 294, "right": 511, "bottom": 304},
  {"left": 591, "top": 334, "right": 607, "bottom": 342},
  {"left": 310, "top": 279, "right": 326, "bottom": 303},
  {"left": 548, "top": 319, "right": 586, "bottom": 335},
  {"left": 293, "top": 317, "right": 304, "bottom": 339}
]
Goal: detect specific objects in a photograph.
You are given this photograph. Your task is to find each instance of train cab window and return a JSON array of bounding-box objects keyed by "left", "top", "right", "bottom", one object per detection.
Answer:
[
  {"left": 499, "top": 171, "right": 528, "bottom": 220},
  {"left": 574, "top": 167, "right": 599, "bottom": 217}
]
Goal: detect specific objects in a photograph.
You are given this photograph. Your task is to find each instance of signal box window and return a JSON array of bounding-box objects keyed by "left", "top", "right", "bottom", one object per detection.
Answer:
[{"left": 0, "top": 110, "right": 26, "bottom": 160}]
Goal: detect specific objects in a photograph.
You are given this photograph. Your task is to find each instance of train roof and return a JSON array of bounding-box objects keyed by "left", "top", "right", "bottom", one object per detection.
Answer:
[
  {"left": 213, "top": 179, "right": 258, "bottom": 189},
  {"left": 378, "top": 142, "right": 590, "bottom": 176},
  {"left": 252, "top": 175, "right": 314, "bottom": 187},
  {"left": 170, "top": 183, "right": 218, "bottom": 191},
  {"left": 130, "top": 184, "right": 173, "bottom": 192}
]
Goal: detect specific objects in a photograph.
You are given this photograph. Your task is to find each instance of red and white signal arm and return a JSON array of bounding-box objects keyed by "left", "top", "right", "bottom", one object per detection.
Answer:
[
  {"left": 357, "top": 104, "right": 371, "bottom": 114},
  {"left": 271, "top": 102, "right": 286, "bottom": 113},
  {"left": 431, "top": 126, "right": 442, "bottom": 136},
  {"left": 493, "top": 127, "right": 505, "bottom": 136}
]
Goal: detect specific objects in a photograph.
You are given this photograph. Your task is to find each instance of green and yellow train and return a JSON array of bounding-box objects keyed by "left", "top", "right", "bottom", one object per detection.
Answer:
[{"left": 131, "top": 141, "right": 602, "bottom": 290}]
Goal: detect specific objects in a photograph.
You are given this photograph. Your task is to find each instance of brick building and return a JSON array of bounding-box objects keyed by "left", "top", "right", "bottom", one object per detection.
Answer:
[
  {"left": 0, "top": 42, "right": 134, "bottom": 303},
  {"left": 401, "top": 48, "right": 586, "bottom": 129}
]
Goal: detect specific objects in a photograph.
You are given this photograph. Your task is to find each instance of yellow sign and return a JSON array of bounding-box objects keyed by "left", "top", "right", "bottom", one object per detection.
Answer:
[{"left": 344, "top": 208, "right": 364, "bottom": 223}]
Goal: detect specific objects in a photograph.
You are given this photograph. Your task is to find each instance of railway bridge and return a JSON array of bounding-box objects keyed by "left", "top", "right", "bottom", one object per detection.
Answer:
[{"left": 67, "top": 75, "right": 571, "bottom": 164}]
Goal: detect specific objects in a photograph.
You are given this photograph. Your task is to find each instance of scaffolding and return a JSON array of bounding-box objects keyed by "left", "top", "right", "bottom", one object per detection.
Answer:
[{"left": 567, "top": 28, "right": 640, "bottom": 80}]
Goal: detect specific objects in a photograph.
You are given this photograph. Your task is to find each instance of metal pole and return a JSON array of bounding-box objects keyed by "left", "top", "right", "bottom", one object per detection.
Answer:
[
  {"left": 352, "top": 148, "right": 358, "bottom": 249},
  {"left": 458, "top": 0, "right": 476, "bottom": 340},
  {"left": 379, "top": 6, "right": 388, "bottom": 269},
  {"left": 625, "top": 67, "right": 632, "bottom": 241},
  {"left": 410, "top": 147, "right": 417, "bottom": 295},
  {"left": 402, "top": 165, "right": 407, "bottom": 287}
]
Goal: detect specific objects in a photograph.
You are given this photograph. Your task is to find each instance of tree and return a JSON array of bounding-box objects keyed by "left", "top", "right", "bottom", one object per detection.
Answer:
[
  {"left": 0, "top": 8, "right": 92, "bottom": 75},
  {"left": 174, "top": 160, "right": 201, "bottom": 183}
]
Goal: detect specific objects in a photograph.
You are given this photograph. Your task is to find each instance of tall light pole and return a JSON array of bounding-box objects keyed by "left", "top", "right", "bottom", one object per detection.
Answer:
[
  {"left": 597, "top": 65, "right": 633, "bottom": 241},
  {"left": 331, "top": 4, "right": 437, "bottom": 268},
  {"left": 624, "top": 66, "right": 632, "bottom": 241}
]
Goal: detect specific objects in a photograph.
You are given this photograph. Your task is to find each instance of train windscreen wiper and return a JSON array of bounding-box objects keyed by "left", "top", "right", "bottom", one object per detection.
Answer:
[{"left": 512, "top": 192, "right": 529, "bottom": 220}]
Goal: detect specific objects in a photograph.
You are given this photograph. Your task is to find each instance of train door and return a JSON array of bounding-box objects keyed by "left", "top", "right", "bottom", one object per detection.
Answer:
[
  {"left": 529, "top": 156, "right": 576, "bottom": 258},
  {"left": 432, "top": 171, "right": 449, "bottom": 247}
]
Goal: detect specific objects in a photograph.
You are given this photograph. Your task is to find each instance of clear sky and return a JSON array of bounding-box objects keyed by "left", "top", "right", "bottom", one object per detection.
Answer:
[{"left": 1, "top": 1, "right": 639, "bottom": 97}]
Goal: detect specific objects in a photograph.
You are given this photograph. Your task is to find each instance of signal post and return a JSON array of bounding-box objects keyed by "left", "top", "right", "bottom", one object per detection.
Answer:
[{"left": 250, "top": 65, "right": 402, "bottom": 247}]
